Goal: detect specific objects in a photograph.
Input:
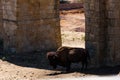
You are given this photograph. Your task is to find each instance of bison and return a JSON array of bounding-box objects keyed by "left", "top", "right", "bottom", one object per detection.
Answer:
[{"left": 47, "top": 46, "right": 90, "bottom": 71}]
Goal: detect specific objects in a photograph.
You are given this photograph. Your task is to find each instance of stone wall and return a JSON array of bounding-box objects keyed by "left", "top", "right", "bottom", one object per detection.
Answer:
[
  {"left": 0, "top": 0, "right": 120, "bottom": 66},
  {"left": 0, "top": 0, "right": 4, "bottom": 38},
  {"left": 85, "top": 0, "right": 120, "bottom": 67},
  {"left": 0, "top": 0, "right": 61, "bottom": 53}
]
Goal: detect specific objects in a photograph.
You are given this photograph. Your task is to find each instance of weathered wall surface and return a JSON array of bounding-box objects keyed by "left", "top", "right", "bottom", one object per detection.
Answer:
[
  {"left": 0, "top": 0, "right": 120, "bottom": 67},
  {"left": 85, "top": 0, "right": 120, "bottom": 67},
  {"left": 0, "top": 0, "right": 4, "bottom": 38},
  {"left": 0, "top": 0, "right": 61, "bottom": 53}
]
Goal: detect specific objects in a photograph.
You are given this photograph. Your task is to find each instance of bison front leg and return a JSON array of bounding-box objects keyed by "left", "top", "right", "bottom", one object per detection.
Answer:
[
  {"left": 81, "top": 61, "right": 85, "bottom": 71},
  {"left": 53, "top": 65, "right": 57, "bottom": 69},
  {"left": 66, "top": 62, "right": 71, "bottom": 72}
]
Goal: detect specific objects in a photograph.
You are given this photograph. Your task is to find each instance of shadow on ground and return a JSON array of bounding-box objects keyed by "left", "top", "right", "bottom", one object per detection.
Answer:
[
  {"left": 47, "top": 66, "right": 120, "bottom": 76},
  {"left": 0, "top": 51, "right": 51, "bottom": 70},
  {"left": 0, "top": 52, "right": 120, "bottom": 76}
]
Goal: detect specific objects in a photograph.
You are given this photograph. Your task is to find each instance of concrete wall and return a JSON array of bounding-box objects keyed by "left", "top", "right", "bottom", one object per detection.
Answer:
[
  {"left": 85, "top": 0, "right": 120, "bottom": 67},
  {"left": 0, "top": 0, "right": 61, "bottom": 53}
]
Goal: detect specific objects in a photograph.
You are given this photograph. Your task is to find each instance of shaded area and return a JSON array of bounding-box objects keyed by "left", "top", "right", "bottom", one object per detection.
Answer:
[
  {"left": 0, "top": 53, "right": 120, "bottom": 79},
  {"left": 47, "top": 66, "right": 120, "bottom": 76},
  {"left": 0, "top": 52, "right": 51, "bottom": 70},
  {"left": 83, "top": 66, "right": 120, "bottom": 75}
]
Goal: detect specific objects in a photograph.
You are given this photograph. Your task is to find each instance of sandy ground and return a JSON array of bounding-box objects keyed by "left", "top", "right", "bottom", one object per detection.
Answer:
[
  {"left": 0, "top": 58, "right": 120, "bottom": 80},
  {"left": 0, "top": 9, "right": 120, "bottom": 80},
  {"left": 0, "top": 55, "right": 91, "bottom": 80}
]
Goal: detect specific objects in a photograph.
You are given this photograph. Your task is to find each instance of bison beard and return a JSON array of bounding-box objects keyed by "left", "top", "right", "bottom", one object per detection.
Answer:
[{"left": 47, "top": 46, "right": 90, "bottom": 71}]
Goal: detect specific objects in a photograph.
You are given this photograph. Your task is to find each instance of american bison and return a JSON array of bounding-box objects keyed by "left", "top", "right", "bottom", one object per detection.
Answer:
[{"left": 47, "top": 46, "right": 90, "bottom": 71}]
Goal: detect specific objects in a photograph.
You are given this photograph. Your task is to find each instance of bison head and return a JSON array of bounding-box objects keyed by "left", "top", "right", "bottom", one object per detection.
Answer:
[{"left": 47, "top": 52, "right": 58, "bottom": 69}]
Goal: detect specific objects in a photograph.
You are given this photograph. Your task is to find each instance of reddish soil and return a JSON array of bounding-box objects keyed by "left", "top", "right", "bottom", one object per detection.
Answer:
[{"left": 60, "top": 3, "right": 83, "bottom": 10}]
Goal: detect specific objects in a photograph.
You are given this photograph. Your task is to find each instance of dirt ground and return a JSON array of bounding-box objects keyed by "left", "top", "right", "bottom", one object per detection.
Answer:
[
  {"left": 0, "top": 9, "right": 120, "bottom": 80},
  {"left": 0, "top": 54, "right": 120, "bottom": 80}
]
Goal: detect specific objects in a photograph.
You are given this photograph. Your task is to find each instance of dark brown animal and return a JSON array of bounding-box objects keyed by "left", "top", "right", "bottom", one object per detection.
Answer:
[
  {"left": 46, "top": 52, "right": 58, "bottom": 69},
  {"left": 47, "top": 46, "right": 90, "bottom": 71}
]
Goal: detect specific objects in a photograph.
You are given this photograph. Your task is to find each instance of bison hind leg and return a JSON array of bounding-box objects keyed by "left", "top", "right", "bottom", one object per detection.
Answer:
[
  {"left": 81, "top": 61, "right": 84, "bottom": 71},
  {"left": 81, "top": 60, "right": 88, "bottom": 71}
]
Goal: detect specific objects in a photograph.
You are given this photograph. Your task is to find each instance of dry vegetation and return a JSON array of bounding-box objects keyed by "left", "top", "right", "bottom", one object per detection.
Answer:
[{"left": 60, "top": 8, "right": 85, "bottom": 48}]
